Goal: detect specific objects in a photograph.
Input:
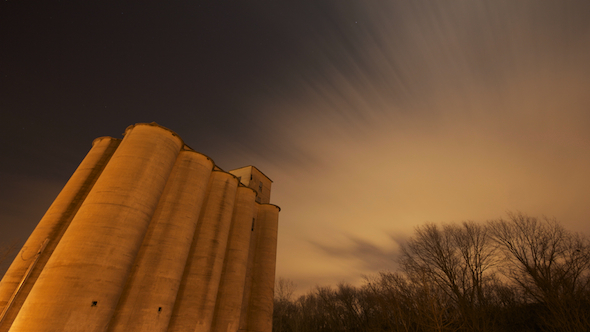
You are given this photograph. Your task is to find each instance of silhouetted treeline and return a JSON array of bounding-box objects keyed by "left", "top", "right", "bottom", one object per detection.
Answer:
[{"left": 273, "top": 213, "right": 590, "bottom": 332}]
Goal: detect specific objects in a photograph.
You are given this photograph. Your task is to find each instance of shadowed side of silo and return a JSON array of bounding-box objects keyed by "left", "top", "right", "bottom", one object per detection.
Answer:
[
  {"left": 239, "top": 204, "right": 280, "bottom": 332},
  {"left": 8, "top": 123, "right": 183, "bottom": 332},
  {"left": 0, "top": 136, "right": 120, "bottom": 332},
  {"left": 107, "top": 149, "right": 214, "bottom": 332},
  {"left": 168, "top": 171, "right": 238, "bottom": 332},
  {"left": 210, "top": 186, "right": 257, "bottom": 332}
]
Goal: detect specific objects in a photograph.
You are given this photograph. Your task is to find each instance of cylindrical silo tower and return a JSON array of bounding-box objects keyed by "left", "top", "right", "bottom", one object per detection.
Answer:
[
  {"left": 239, "top": 204, "right": 280, "bottom": 332},
  {"left": 168, "top": 171, "right": 238, "bottom": 332},
  {"left": 238, "top": 203, "right": 259, "bottom": 332},
  {"left": 210, "top": 186, "right": 257, "bottom": 332},
  {"left": 0, "top": 123, "right": 280, "bottom": 332},
  {"left": 107, "top": 149, "right": 214, "bottom": 332},
  {"left": 0, "top": 136, "right": 120, "bottom": 332},
  {"left": 8, "top": 123, "right": 183, "bottom": 332}
]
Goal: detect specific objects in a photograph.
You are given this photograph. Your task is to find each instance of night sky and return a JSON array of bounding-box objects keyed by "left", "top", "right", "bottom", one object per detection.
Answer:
[{"left": 2, "top": 1, "right": 590, "bottom": 292}]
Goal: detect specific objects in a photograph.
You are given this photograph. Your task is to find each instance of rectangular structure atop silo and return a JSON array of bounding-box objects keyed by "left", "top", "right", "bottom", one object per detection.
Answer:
[{"left": 229, "top": 166, "right": 273, "bottom": 204}]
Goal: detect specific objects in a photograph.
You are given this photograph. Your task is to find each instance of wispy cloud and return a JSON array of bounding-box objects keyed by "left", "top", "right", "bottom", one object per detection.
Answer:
[{"left": 261, "top": 0, "right": 590, "bottom": 290}]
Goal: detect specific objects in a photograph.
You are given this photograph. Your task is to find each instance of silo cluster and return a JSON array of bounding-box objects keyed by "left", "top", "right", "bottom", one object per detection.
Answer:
[{"left": 0, "top": 123, "right": 280, "bottom": 332}]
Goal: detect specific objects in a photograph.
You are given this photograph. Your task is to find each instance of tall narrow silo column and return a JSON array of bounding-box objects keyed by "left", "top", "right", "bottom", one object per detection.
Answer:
[
  {"left": 242, "top": 204, "right": 280, "bottom": 332},
  {"left": 168, "top": 171, "right": 238, "bottom": 332},
  {"left": 0, "top": 136, "right": 120, "bottom": 332},
  {"left": 210, "top": 186, "right": 257, "bottom": 332},
  {"left": 9, "top": 123, "right": 183, "bottom": 332},
  {"left": 108, "top": 150, "right": 214, "bottom": 332},
  {"left": 238, "top": 203, "right": 259, "bottom": 332}
]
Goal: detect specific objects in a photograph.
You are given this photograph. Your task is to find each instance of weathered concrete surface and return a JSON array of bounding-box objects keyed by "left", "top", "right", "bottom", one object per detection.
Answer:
[
  {"left": 239, "top": 204, "right": 280, "bottom": 332},
  {"left": 168, "top": 171, "right": 238, "bottom": 332},
  {"left": 238, "top": 203, "right": 259, "bottom": 332},
  {"left": 0, "top": 136, "right": 120, "bottom": 332},
  {"left": 1, "top": 123, "right": 280, "bottom": 332},
  {"left": 108, "top": 150, "right": 214, "bottom": 332},
  {"left": 8, "top": 123, "right": 183, "bottom": 332},
  {"left": 210, "top": 186, "right": 257, "bottom": 332}
]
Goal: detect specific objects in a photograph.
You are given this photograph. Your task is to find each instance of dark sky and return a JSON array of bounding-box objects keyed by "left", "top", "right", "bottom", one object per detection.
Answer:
[
  {"left": 1, "top": 1, "right": 321, "bottom": 173},
  {"left": 2, "top": 1, "right": 590, "bottom": 292}
]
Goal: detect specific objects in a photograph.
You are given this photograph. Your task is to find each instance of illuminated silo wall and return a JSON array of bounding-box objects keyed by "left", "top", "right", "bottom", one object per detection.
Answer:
[
  {"left": 210, "top": 186, "right": 257, "bottom": 332},
  {"left": 9, "top": 123, "right": 183, "bottom": 332},
  {"left": 0, "top": 136, "right": 120, "bottom": 332},
  {"left": 108, "top": 150, "right": 214, "bottom": 332},
  {"left": 168, "top": 171, "right": 238, "bottom": 332},
  {"left": 0, "top": 123, "right": 279, "bottom": 332},
  {"left": 239, "top": 204, "right": 280, "bottom": 332}
]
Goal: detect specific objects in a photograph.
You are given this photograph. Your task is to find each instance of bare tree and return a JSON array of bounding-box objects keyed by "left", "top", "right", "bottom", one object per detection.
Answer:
[
  {"left": 489, "top": 213, "right": 590, "bottom": 332},
  {"left": 275, "top": 277, "right": 297, "bottom": 303},
  {"left": 272, "top": 215, "right": 590, "bottom": 332},
  {"left": 363, "top": 272, "right": 417, "bottom": 332},
  {"left": 400, "top": 222, "right": 498, "bottom": 331},
  {"left": 273, "top": 277, "right": 297, "bottom": 332}
]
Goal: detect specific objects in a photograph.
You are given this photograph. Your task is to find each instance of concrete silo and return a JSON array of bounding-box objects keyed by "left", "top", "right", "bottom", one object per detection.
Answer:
[
  {"left": 0, "top": 123, "right": 280, "bottom": 332},
  {"left": 167, "top": 170, "right": 239, "bottom": 332},
  {"left": 8, "top": 123, "right": 184, "bottom": 332},
  {"left": 210, "top": 186, "right": 257, "bottom": 332},
  {"left": 0, "top": 136, "right": 120, "bottom": 331},
  {"left": 238, "top": 204, "right": 280, "bottom": 332},
  {"left": 108, "top": 149, "right": 214, "bottom": 332}
]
